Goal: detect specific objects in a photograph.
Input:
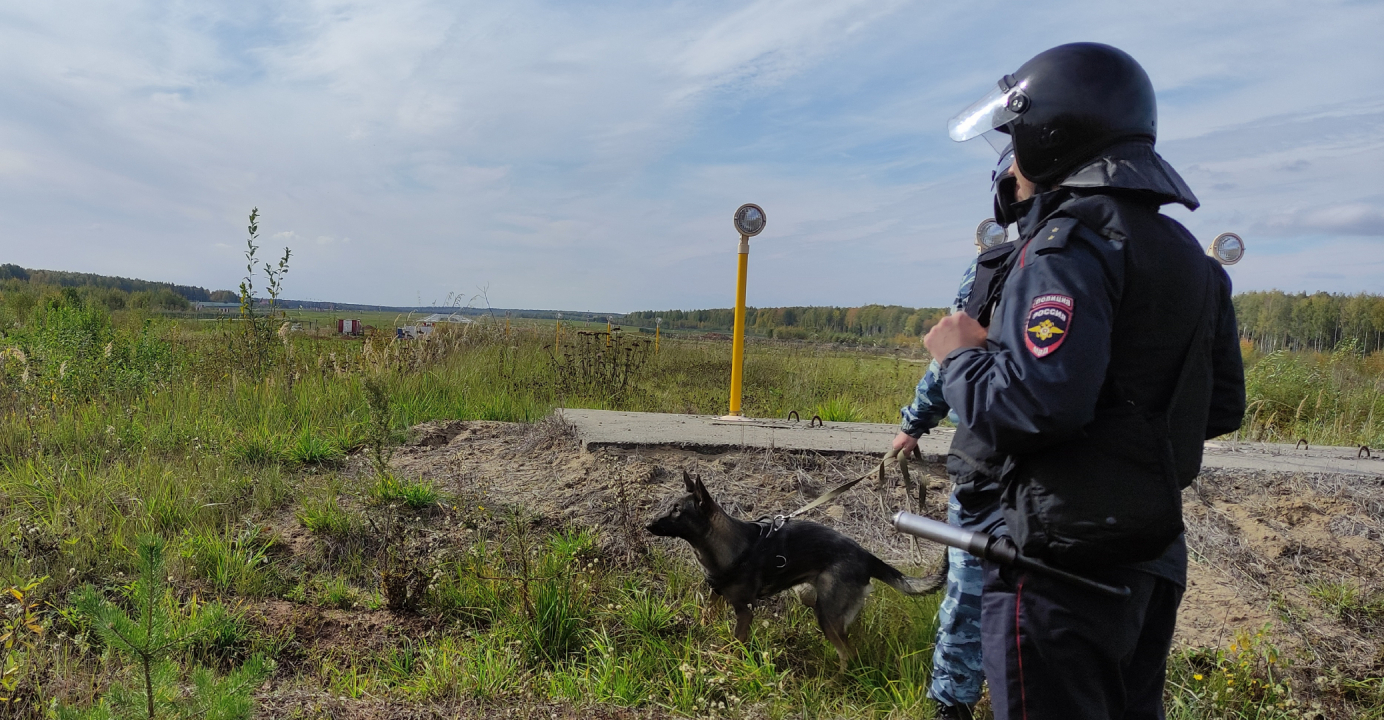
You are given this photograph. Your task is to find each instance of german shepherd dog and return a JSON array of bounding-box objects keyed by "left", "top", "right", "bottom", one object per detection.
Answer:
[{"left": 646, "top": 472, "right": 945, "bottom": 667}]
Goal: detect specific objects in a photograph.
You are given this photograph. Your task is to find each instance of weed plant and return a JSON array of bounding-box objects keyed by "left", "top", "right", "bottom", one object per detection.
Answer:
[{"left": 1, "top": 576, "right": 48, "bottom": 707}]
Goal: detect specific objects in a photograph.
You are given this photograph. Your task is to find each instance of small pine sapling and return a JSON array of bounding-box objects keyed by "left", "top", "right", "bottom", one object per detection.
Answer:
[{"left": 70, "top": 536, "right": 271, "bottom": 720}]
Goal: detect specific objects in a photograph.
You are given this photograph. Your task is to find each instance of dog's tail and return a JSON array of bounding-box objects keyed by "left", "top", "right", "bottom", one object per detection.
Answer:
[{"left": 869, "top": 550, "right": 947, "bottom": 596}]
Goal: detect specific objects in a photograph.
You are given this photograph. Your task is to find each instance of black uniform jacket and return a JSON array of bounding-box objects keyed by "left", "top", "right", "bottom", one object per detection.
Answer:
[{"left": 940, "top": 141, "right": 1247, "bottom": 583}]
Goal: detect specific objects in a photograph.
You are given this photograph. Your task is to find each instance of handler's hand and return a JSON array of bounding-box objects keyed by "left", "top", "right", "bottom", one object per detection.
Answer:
[
  {"left": 923, "top": 312, "right": 987, "bottom": 362},
  {"left": 891, "top": 431, "right": 919, "bottom": 454}
]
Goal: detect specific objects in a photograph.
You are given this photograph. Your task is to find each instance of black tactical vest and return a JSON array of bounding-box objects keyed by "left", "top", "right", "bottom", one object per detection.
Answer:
[{"left": 959, "top": 191, "right": 1224, "bottom": 567}]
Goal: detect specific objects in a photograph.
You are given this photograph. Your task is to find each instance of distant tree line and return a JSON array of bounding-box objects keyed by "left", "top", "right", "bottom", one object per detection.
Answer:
[
  {"left": 1235, "top": 291, "right": 1384, "bottom": 353},
  {"left": 633, "top": 291, "right": 1384, "bottom": 353},
  {"left": 0, "top": 265, "right": 241, "bottom": 315},
  {"left": 625, "top": 305, "right": 950, "bottom": 344},
  {"left": 18, "top": 267, "right": 227, "bottom": 302}
]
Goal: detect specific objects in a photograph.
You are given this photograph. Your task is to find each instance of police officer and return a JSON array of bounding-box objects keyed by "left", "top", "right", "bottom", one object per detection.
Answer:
[
  {"left": 895, "top": 254, "right": 982, "bottom": 720},
  {"left": 924, "top": 43, "right": 1246, "bottom": 718},
  {"left": 893, "top": 154, "right": 1017, "bottom": 720}
]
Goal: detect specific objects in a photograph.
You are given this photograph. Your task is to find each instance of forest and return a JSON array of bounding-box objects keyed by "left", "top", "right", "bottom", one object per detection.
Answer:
[
  {"left": 631, "top": 291, "right": 1384, "bottom": 353},
  {"left": 1234, "top": 290, "right": 1384, "bottom": 353}
]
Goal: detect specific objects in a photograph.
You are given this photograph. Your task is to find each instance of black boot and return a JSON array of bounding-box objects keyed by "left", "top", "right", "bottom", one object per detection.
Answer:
[{"left": 935, "top": 702, "right": 975, "bottom": 720}]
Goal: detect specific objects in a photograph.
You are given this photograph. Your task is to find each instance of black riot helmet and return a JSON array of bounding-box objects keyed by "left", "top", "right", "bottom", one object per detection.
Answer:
[{"left": 949, "top": 43, "right": 1158, "bottom": 185}]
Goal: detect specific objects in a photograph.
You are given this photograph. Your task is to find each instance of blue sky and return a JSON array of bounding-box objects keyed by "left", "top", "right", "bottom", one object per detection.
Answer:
[{"left": 1, "top": 0, "right": 1381, "bottom": 311}]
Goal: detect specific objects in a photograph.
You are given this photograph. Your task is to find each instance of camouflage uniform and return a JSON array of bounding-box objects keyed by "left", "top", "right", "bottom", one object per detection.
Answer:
[{"left": 899, "top": 257, "right": 984, "bottom": 708}]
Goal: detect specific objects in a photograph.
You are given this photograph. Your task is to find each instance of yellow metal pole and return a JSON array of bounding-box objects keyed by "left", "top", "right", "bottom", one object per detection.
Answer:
[
  {"left": 655, "top": 325, "right": 660, "bottom": 355},
  {"left": 728, "top": 234, "right": 749, "bottom": 416},
  {"left": 555, "top": 319, "right": 561, "bottom": 352},
  {"left": 607, "top": 320, "right": 612, "bottom": 348}
]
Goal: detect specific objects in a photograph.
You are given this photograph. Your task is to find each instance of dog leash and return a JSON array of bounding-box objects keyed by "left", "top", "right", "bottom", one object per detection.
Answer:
[
  {"left": 782, "top": 444, "right": 925, "bottom": 520},
  {"left": 728, "top": 445, "right": 934, "bottom": 586}
]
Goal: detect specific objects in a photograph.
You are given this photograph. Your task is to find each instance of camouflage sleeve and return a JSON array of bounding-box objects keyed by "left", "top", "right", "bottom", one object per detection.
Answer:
[
  {"left": 952, "top": 256, "right": 978, "bottom": 313},
  {"left": 900, "top": 258, "right": 978, "bottom": 437},
  {"left": 901, "top": 359, "right": 950, "bottom": 436}
]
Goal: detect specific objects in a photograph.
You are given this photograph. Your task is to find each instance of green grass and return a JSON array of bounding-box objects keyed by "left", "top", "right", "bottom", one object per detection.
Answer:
[
  {"left": 1240, "top": 341, "right": 1384, "bottom": 447},
  {"left": 366, "top": 474, "right": 441, "bottom": 509},
  {"left": 303, "top": 521, "right": 946, "bottom": 715},
  {"left": 1307, "top": 579, "right": 1384, "bottom": 627},
  {"left": 3, "top": 294, "right": 1382, "bottom": 718},
  {"left": 287, "top": 429, "right": 344, "bottom": 467},
  {"left": 181, "top": 523, "right": 280, "bottom": 596},
  {"left": 815, "top": 396, "right": 864, "bottom": 423},
  {"left": 296, "top": 497, "right": 349, "bottom": 533}
]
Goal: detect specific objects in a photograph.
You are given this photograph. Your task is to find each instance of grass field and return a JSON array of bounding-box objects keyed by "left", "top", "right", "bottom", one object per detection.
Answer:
[{"left": 2, "top": 296, "right": 1382, "bottom": 718}]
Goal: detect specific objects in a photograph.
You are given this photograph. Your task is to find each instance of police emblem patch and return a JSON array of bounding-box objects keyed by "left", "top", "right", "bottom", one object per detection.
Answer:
[{"left": 1025, "top": 294, "right": 1073, "bottom": 358}]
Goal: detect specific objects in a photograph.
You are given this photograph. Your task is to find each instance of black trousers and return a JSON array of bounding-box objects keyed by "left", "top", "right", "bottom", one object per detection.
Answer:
[{"left": 980, "top": 561, "right": 1184, "bottom": 720}]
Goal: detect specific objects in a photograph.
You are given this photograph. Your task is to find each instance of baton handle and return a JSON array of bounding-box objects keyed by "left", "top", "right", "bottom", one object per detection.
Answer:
[{"left": 892, "top": 511, "right": 1131, "bottom": 599}]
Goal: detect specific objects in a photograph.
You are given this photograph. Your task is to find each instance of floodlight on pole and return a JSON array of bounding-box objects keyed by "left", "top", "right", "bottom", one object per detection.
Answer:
[
  {"left": 1208, "top": 232, "right": 1245, "bottom": 266},
  {"left": 723, "top": 203, "right": 766, "bottom": 420},
  {"left": 975, "top": 218, "right": 1007, "bottom": 251}
]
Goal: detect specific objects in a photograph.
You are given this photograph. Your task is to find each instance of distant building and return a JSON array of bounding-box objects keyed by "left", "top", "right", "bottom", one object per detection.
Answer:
[
  {"left": 419, "top": 313, "right": 473, "bottom": 325},
  {"left": 338, "top": 319, "right": 364, "bottom": 336},
  {"left": 194, "top": 302, "right": 241, "bottom": 314},
  {"left": 395, "top": 313, "right": 471, "bottom": 339}
]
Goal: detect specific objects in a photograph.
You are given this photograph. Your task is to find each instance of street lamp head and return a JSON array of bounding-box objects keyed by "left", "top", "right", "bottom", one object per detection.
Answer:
[
  {"left": 1208, "top": 232, "right": 1245, "bottom": 265},
  {"left": 734, "top": 203, "right": 767, "bottom": 237}
]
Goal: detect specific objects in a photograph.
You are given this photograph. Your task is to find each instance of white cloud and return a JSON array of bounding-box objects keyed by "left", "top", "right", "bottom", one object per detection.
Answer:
[{"left": 0, "top": 0, "right": 1380, "bottom": 309}]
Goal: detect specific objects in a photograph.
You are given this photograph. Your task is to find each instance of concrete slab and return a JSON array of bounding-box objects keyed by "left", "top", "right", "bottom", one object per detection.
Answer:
[
  {"left": 559, "top": 408, "right": 943, "bottom": 457},
  {"left": 1200, "top": 439, "right": 1384, "bottom": 477},
  {"left": 558, "top": 408, "right": 1384, "bottom": 477}
]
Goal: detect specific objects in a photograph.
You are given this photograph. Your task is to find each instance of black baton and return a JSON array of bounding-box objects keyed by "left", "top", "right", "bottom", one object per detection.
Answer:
[{"left": 892, "top": 511, "right": 1131, "bottom": 599}]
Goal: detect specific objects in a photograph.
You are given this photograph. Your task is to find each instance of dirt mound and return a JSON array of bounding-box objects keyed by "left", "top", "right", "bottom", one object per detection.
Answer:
[
  {"left": 386, "top": 419, "right": 1383, "bottom": 680},
  {"left": 1179, "top": 470, "right": 1384, "bottom": 675},
  {"left": 389, "top": 416, "right": 949, "bottom": 572}
]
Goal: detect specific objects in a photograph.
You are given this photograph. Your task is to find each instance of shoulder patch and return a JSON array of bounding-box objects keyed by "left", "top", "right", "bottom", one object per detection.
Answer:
[{"left": 1025, "top": 294, "right": 1074, "bottom": 358}]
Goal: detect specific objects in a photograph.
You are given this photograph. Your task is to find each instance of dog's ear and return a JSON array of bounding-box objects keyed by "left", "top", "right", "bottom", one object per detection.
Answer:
[
  {"left": 682, "top": 469, "right": 697, "bottom": 494},
  {"left": 692, "top": 475, "right": 715, "bottom": 511}
]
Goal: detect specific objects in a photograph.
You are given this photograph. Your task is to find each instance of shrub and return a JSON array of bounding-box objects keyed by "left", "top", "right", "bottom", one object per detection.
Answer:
[{"left": 0, "top": 294, "right": 175, "bottom": 402}]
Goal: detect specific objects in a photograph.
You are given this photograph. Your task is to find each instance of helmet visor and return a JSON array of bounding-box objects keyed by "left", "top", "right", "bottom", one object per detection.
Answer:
[
  {"left": 991, "top": 145, "right": 1015, "bottom": 191},
  {"left": 948, "top": 80, "right": 1027, "bottom": 143}
]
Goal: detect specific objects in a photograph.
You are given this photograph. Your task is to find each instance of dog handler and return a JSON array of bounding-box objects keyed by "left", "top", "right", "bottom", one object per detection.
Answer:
[
  {"left": 891, "top": 160, "right": 1015, "bottom": 719},
  {"left": 895, "top": 264, "right": 983, "bottom": 720},
  {"left": 925, "top": 43, "right": 1246, "bottom": 718}
]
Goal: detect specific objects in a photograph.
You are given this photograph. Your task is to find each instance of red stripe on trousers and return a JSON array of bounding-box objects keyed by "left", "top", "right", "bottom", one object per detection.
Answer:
[{"left": 1015, "top": 577, "right": 1028, "bottom": 720}]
